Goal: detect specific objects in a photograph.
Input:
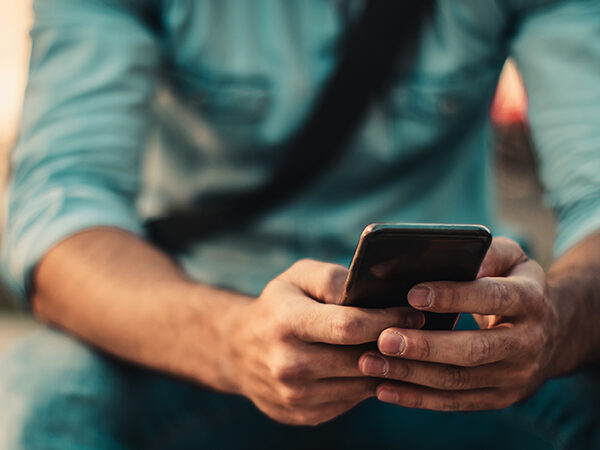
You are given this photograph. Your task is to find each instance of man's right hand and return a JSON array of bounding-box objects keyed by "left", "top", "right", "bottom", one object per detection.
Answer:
[
  {"left": 33, "top": 230, "right": 422, "bottom": 427},
  {"left": 222, "top": 259, "right": 424, "bottom": 426}
]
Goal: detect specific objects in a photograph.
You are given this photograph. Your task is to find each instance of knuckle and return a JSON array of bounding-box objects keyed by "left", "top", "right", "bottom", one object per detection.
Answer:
[
  {"left": 272, "top": 363, "right": 299, "bottom": 382},
  {"left": 302, "top": 416, "right": 321, "bottom": 427},
  {"left": 389, "top": 359, "right": 412, "bottom": 380},
  {"left": 484, "top": 249, "right": 502, "bottom": 275},
  {"left": 528, "top": 329, "right": 546, "bottom": 352},
  {"left": 505, "top": 366, "right": 526, "bottom": 386},
  {"left": 447, "top": 287, "right": 461, "bottom": 311},
  {"left": 430, "top": 285, "right": 457, "bottom": 311},
  {"left": 519, "top": 329, "right": 545, "bottom": 359},
  {"left": 271, "top": 311, "right": 293, "bottom": 340},
  {"left": 398, "top": 360, "right": 413, "bottom": 380},
  {"left": 467, "top": 336, "right": 493, "bottom": 366},
  {"left": 271, "top": 352, "right": 309, "bottom": 382},
  {"left": 489, "top": 279, "right": 511, "bottom": 312},
  {"left": 527, "top": 283, "right": 545, "bottom": 313},
  {"left": 261, "top": 279, "right": 282, "bottom": 299},
  {"left": 294, "top": 410, "right": 324, "bottom": 427},
  {"left": 500, "top": 391, "right": 522, "bottom": 409},
  {"left": 497, "top": 236, "right": 519, "bottom": 250},
  {"left": 527, "top": 278, "right": 545, "bottom": 300},
  {"left": 279, "top": 383, "right": 309, "bottom": 407},
  {"left": 285, "top": 259, "right": 314, "bottom": 281},
  {"left": 442, "top": 366, "right": 470, "bottom": 390},
  {"left": 440, "top": 398, "right": 461, "bottom": 411},
  {"left": 322, "top": 264, "right": 343, "bottom": 284},
  {"left": 408, "top": 394, "right": 424, "bottom": 409},
  {"left": 499, "top": 335, "right": 519, "bottom": 355},
  {"left": 515, "top": 278, "right": 543, "bottom": 313},
  {"left": 516, "top": 366, "right": 537, "bottom": 385},
  {"left": 290, "top": 410, "right": 309, "bottom": 425},
  {"left": 412, "top": 336, "right": 431, "bottom": 360},
  {"left": 510, "top": 370, "right": 527, "bottom": 386},
  {"left": 331, "top": 314, "right": 362, "bottom": 342},
  {"left": 291, "top": 258, "right": 313, "bottom": 272},
  {"left": 271, "top": 363, "right": 291, "bottom": 383},
  {"left": 320, "top": 264, "right": 345, "bottom": 301}
]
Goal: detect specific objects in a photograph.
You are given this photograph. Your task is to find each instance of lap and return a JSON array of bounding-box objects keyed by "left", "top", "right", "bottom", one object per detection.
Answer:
[{"left": 1, "top": 328, "right": 598, "bottom": 450}]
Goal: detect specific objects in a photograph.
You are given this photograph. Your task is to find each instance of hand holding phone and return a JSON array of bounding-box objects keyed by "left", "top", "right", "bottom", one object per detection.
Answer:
[{"left": 340, "top": 223, "right": 492, "bottom": 330}]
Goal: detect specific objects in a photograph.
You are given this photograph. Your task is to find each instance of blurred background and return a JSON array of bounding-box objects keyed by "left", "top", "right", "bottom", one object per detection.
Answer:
[
  {"left": 0, "top": 1, "right": 554, "bottom": 355},
  {"left": 0, "top": 0, "right": 41, "bottom": 353}
]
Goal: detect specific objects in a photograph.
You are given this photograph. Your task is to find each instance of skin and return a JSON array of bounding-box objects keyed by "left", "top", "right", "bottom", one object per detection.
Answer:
[
  {"left": 32, "top": 228, "right": 421, "bottom": 426},
  {"left": 33, "top": 228, "right": 600, "bottom": 424},
  {"left": 357, "top": 234, "right": 600, "bottom": 411}
]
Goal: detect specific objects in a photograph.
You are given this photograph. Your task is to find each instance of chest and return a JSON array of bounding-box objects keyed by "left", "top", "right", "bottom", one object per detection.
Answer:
[{"left": 156, "top": 0, "right": 511, "bottom": 147}]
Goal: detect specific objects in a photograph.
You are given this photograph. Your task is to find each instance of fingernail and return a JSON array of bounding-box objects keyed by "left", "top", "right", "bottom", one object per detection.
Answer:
[
  {"left": 379, "top": 332, "right": 406, "bottom": 355},
  {"left": 408, "top": 286, "right": 431, "bottom": 308},
  {"left": 377, "top": 388, "right": 398, "bottom": 403},
  {"left": 362, "top": 354, "right": 387, "bottom": 376}
]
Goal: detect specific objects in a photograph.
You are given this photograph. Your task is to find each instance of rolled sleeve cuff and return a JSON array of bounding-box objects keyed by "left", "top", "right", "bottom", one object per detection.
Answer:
[
  {"left": 554, "top": 197, "right": 600, "bottom": 258},
  {"left": 1, "top": 186, "right": 143, "bottom": 305}
]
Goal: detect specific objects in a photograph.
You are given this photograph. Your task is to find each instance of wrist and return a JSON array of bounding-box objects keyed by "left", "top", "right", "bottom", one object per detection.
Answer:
[
  {"left": 546, "top": 274, "right": 589, "bottom": 377},
  {"left": 168, "top": 282, "right": 252, "bottom": 394},
  {"left": 545, "top": 232, "right": 600, "bottom": 375}
]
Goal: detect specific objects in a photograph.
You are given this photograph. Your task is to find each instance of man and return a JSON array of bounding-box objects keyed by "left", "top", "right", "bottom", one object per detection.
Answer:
[{"left": 1, "top": 0, "right": 600, "bottom": 448}]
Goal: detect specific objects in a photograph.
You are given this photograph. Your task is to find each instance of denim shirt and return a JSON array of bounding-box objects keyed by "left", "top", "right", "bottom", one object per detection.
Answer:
[{"left": 3, "top": 0, "right": 600, "bottom": 301}]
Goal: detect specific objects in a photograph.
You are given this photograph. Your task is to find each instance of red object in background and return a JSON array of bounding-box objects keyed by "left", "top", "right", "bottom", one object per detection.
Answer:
[{"left": 490, "top": 60, "right": 528, "bottom": 125}]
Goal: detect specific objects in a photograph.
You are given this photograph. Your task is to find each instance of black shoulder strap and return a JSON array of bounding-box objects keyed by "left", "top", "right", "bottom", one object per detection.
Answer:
[{"left": 146, "top": 1, "right": 435, "bottom": 251}]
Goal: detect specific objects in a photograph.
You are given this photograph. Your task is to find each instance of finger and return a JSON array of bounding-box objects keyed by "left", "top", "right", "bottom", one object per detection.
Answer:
[
  {"left": 407, "top": 276, "right": 544, "bottom": 317},
  {"left": 268, "top": 344, "right": 368, "bottom": 380},
  {"left": 280, "top": 377, "right": 378, "bottom": 407},
  {"left": 282, "top": 399, "right": 365, "bottom": 426},
  {"left": 301, "top": 344, "right": 367, "bottom": 378},
  {"left": 292, "top": 301, "right": 424, "bottom": 345},
  {"left": 477, "top": 237, "right": 528, "bottom": 278},
  {"left": 360, "top": 352, "right": 512, "bottom": 390},
  {"left": 509, "top": 258, "right": 546, "bottom": 286},
  {"left": 253, "top": 396, "right": 362, "bottom": 426},
  {"left": 298, "top": 399, "right": 364, "bottom": 426},
  {"left": 375, "top": 382, "right": 517, "bottom": 411},
  {"left": 282, "top": 259, "right": 349, "bottom": 304},
  {"left": 377, "top": 327, "right": 522, "bottom": 367},
  {"left": 311, "top": 377, "right": 378, "bottom": 404}
]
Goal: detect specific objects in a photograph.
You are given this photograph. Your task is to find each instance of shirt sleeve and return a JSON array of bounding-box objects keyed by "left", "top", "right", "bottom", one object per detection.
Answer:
[
  {"left": 509, "top": 0, "right": 600, "bottom": 258},
  {"left": 1, "top": 0, "right": 159, "bottom": 302}
]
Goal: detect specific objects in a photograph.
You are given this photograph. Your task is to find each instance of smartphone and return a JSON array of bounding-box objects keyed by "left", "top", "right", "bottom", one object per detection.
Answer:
[{"left": 340, "top": 223, "right": 492, "bottom": 330}]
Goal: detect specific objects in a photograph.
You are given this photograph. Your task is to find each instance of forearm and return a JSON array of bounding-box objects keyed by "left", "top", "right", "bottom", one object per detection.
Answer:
[
  {"left": 547, "top": 231, "right": 600, "bottom": 375},
  {"left": 32, "top": 231, "right": 413, "bottom": 425},
  {"left": 32, "top": 227, "right": 250, "bottom": 393}
]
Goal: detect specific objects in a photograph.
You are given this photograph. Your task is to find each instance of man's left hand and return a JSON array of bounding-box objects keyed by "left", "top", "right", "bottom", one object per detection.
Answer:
[{"left": 359, "top": 237, "right": 563, "bottom": 411}]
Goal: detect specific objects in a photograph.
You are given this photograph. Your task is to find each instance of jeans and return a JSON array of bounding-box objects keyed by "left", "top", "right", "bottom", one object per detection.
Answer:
[{"left": 0, "top": 327, "right": 599, "bottom": 450}]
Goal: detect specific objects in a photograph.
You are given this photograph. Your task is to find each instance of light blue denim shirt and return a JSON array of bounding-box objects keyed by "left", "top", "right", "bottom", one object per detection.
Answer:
[{"left": 3, "top": 0, "right": 600, "bottom": 301}]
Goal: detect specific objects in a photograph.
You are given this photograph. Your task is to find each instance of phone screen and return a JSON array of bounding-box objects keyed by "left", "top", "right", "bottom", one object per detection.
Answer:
[{"left": 341, "top": 224, "right": 492, "bottom": 330}]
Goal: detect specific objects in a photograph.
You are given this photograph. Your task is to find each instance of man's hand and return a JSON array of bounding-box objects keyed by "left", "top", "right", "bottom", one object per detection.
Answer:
[
  {"left": 33, "top": 229, "right": 424, "bottom": 426},
  {"left": 223, "top": 259, "right": 423, "bottom": 425},
  {"left": 358, "top": 237, "right": 562, "bottom": 411}
]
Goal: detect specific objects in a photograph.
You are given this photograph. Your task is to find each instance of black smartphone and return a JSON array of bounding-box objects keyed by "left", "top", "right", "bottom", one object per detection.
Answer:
[{"left": 340, "top": 223, "right": 492, "bottom": 330}]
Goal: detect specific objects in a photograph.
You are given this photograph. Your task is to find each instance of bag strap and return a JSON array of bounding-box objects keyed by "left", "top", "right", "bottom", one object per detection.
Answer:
[{"left": 146, "top": 1, "right": 435, "bottom": 251}]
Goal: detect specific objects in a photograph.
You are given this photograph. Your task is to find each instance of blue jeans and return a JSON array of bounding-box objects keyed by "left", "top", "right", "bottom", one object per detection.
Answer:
[{"left": 1, "top": 328, "right": 599, "bottom": 450}]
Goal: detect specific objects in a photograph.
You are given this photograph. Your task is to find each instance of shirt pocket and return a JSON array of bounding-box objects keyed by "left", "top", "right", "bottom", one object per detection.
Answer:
[
  {"left": 170, "top": 67, "right": 273, "bottom": 127},
  {"left": 385, "top": 71, "right": 497, "bottom": 147}
]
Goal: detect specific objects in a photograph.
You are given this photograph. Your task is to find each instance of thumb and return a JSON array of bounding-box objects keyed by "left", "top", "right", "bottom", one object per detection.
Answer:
[
  {"left": 281, "top": 259, "right": 348, "bottom": 304},
  {"left": 477, "top": 237, "right": 528, "bottom": 278}
]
